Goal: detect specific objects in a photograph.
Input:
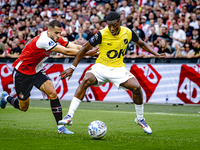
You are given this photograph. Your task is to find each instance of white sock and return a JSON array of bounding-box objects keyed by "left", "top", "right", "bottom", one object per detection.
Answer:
[
  {"left": 135, "top": 104, "right": 143, "bottom": 120},
  {"left": 58, "top": 125, "right": 64, "bottom": 129},
  {"left": 4, "top": 95, "right": 9, "bottom": 102},
  {"left": 67, "top": 97, "right": 81, "bottom": 118}
]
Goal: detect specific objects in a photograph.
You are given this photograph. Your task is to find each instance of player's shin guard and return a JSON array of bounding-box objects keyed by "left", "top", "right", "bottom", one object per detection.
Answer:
[
  {"left": 50, "top": 98, "right": 62, "bottom": 125},
  {"left": 7, "top": 96, "right": 19, "bottom": 109}
]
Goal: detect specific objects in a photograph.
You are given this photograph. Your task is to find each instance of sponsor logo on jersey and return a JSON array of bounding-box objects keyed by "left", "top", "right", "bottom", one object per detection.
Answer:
[
  {"left": 62, "top": 37, "right": 68, "bottom": 41},
  {"left": 49, "top": 41, "right": 55, "bottom": 46},
  {"left": 107, "top": 43, "right": 112, "bottom": 46},
  {"left": 124, "top": 39, "right": 128, "bottom": 44},
  {"left": 94, "top": 33, "right": 98, "bottom": 40},
  {"left": 90, "top": 37, "right": 95, "bottom": 43}
]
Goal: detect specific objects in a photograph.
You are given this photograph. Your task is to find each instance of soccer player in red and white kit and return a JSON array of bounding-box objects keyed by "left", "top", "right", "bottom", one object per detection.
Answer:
[{"left": 0, "top": 20, "right": 98, "bottom": 134}]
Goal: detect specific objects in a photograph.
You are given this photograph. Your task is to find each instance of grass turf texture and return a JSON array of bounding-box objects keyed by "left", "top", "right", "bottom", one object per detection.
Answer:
[{"left": 0, "top": 100, "right": 200, "bottom": 150}]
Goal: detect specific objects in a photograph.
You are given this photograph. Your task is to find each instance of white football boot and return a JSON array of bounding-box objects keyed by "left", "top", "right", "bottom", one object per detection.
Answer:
[
  {"left": 135, "top": 118, "right": 152, "bottom": 134},
  {"left": 58, "top": 114, "right": 73, "bottom": 126}
]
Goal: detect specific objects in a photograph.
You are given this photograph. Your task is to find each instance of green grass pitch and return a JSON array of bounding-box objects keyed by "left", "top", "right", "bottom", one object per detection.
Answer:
[{"left": 0, "top": 100, "right": 200, "bottom": 150}]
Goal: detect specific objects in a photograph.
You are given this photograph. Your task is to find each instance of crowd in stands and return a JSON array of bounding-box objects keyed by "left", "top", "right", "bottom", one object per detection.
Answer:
[{"left": 0, "top": 0, "right": 200, "bottom": 59}]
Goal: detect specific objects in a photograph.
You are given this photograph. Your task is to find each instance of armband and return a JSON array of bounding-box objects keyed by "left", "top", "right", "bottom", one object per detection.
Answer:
[{"left": 70, "top": 65, "right": 76, "bottom": 70}]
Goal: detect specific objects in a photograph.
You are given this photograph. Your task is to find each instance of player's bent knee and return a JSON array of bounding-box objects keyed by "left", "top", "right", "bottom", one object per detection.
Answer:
[
  {"left": 19, "top": 99, "right": 29, "bottom": 111},
  {"left": 82, "top": 77, "right": 93, "bottom": 87},
  {"left": 47, "top": 90, "right": 57, "bottom": 99},
  {"left": 132, "top": 85, "right": 142, "bottom": 94},
  {"left": 20, "top": 106, "right": 29, "bottom": 112}
]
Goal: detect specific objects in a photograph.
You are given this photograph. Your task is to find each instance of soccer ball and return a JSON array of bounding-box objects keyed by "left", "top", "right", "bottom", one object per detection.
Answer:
[{"left": 88, "top": 120, "right": 107, "bottom": 139}]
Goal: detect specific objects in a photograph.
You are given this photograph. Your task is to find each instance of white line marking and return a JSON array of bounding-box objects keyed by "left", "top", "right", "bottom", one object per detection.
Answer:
[
  {"left": 78, "top": 109, "right": 200, "bottom": 117},
  {"left": 4, "top": 106, "right": 200, "bottom": 117}
]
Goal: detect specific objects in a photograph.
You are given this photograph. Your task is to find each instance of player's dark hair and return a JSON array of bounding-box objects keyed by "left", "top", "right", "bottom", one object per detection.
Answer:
[
  {"left": 106, "top": 11, "right": 120, "bottom": 21},
  {"left": 48, "top": 20, "right": 62, "bottom": 29}
]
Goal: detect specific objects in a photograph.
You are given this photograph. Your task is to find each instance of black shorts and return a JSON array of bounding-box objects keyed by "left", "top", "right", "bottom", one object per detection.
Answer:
[{"left": 13, "top": 68, "right": 51, "bottom": 100}]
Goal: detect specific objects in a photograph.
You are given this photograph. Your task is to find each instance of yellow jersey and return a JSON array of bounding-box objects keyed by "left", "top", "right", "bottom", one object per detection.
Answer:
[{"left": 89, "top": 26, "right": 138, "bottom": 68}]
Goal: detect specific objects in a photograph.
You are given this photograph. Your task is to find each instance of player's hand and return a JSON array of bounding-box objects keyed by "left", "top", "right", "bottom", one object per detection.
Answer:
[
  {"left": 156, "top": 53, "right": 166, "bottom": 62},
  {"left": 59, "top": 68, "right": 74, "bottom": 80},
  {"left": 85, "top": 46, "right": 99, "bottom": 57}
]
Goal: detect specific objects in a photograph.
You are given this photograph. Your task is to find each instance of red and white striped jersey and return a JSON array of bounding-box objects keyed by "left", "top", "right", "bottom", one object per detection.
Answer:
[{"left": 13, "top": 31, "right": 68, "bottom": 75}]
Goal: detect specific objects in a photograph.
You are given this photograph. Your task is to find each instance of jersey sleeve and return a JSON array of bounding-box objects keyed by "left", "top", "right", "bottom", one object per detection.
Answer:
[
  {"left": 131, "top": 30, "right": 139, "bottom": 42},
  {"left": 57, "top": 36, "right": 69, "bottom": 47},
  {"left": 89, "top": 31, "right": 102, "bottom": 47},
  {"left": 36, "top": 35, "right": 57, "bottom": 51}
]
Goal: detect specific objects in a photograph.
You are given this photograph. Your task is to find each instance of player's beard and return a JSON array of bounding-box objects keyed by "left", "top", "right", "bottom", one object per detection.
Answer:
[{"left": 50, "top": 34, "right": 58, "bottom": 42}]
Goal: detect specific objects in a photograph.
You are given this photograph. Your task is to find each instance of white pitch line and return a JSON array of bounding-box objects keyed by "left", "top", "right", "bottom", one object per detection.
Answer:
[
  {"left": 145, "top": 112, "right": 200, "bottom": 117},
  {"left": 78, "top": 109, "right": 200, "bottom": 117},
  {"left": 32, "top": 107, "right": 200, "bottom": 117},
  {"left": 5, "top": 106, "right": 200, "bottom": 117}
]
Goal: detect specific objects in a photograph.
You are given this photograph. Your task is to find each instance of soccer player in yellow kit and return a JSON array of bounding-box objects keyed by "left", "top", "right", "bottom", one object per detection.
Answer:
[{"left": 59, "top": 12, "right": 166, "bottom": 134}]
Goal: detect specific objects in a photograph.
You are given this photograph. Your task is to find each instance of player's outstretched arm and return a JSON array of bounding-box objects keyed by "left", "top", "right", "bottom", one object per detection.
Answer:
[
  {"left": 59, "top": 41, "right": 93, "bottom": 80},
  {"left": 67, "top": 41, "right": 82, "bottom": 50},
  {"left": 135, "top": 38, "right": 166, "bottom": 61},
  {"left": 52, "top": 36, "right": 98, "bottom": 56},
  {"left": 67, "top": 41, "right": 99, "bottom": 57},
  {"left": 51, "top": 44, "right": 98, "bottom": 57},
  {"left": 51, "top": 45, "right": 80, "bottom": 56}
]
